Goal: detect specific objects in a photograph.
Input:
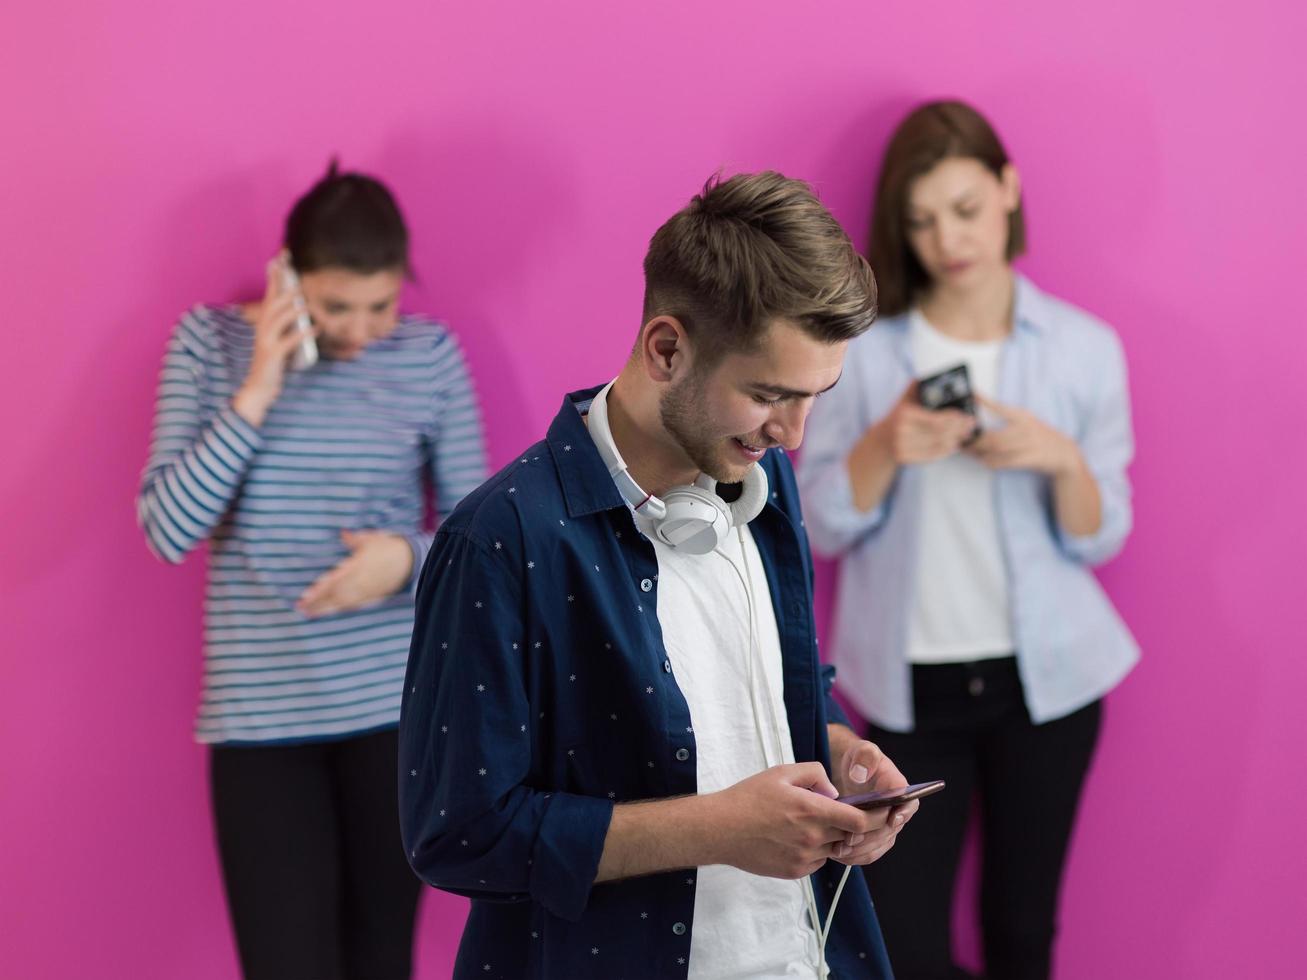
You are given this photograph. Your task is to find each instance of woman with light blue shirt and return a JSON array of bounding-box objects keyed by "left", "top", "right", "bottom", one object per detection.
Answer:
[{"left": 798, "top": 101, "right": 1138, "bottom": 980}]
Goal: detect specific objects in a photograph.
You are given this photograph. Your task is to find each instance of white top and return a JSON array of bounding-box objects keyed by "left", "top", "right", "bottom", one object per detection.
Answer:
[
  {"left": 651, "top": 526, "right": 820, "bottom": 980},
  {"left": 906, "top": 310, "right": 1014, "bottom": 664}
]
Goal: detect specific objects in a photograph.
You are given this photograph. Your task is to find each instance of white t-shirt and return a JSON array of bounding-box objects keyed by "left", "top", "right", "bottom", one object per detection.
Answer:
[
  {"left": 650, "top": 526, "right": 821, "bottom": 980},
  {"left": 906, "top": 310, "right": 1014, "bottom": 664}
]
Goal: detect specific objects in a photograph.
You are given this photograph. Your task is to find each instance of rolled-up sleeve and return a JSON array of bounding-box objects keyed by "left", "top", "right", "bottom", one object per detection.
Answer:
[
  {"left": 796, "top": 356, "right": 890, "bottom": 559},
  {"left": 821, "top": 663, "right": 851, "bottom": 729},
  {"left": 1056, "top": 333, "right": 1135, "bottom": 566},
  {"left": 399, "top": 527, "right": 614, "bottom": 922},
  {"left": 400, "top": 530, "right": 435, "bottom": 596}
]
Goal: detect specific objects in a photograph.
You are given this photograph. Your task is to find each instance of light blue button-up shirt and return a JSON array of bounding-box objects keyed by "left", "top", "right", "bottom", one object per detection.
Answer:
[{"left": 797, "top": 275, "right": 1139, "bottom": 732}]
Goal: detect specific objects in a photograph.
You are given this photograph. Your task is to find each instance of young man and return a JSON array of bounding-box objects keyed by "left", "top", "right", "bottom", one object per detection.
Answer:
[{"left": 400, "top": 172, "right": 920, "bottom": 979}]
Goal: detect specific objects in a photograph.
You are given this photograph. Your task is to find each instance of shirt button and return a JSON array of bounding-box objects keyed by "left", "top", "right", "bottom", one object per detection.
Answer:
[
  {"left": 640, "top": 578, "right": 654, "bottom": 592},
  {"left": 672, "top": 921, "right": 687, "bottom": 936},
  {"left": 968, "top": 677, "right": 985, "bottom": 697},
  {"left": 663, "top": 659, "right": 672, "bottom": 673},
  {"left": 675, "top": 748, "right": 689, "bottom": 762}
]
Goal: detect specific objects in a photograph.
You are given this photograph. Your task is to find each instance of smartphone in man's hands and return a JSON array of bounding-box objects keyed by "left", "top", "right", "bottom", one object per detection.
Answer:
[{"left": 837, "top": 780, "right": 946, "bottom": 810}]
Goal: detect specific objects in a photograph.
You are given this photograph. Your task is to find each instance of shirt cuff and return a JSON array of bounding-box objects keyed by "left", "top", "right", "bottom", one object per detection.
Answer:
[
  {"left": 802, "top": 459, "right": 887, "bottom": 557},
  {"left": 214, "top": 404, "right": 263, "bottom": 453},
  {"left": 216, "top": 402, "right": 262, "bottom": 444},
  {"left": 529, "top": 792, "right": 615, "bottom": 922},
  {"left": 825, "top": 693, "right": 852, "bottom": 730},
  {"left": 1054, "top": 519, "right": 1125, "bottom": 567},
  {"left": 402, "top": 531, "right": 436, "bottom": 595},
  {"left": 820, "top": 663, "right": 852, "bottom": 729}
]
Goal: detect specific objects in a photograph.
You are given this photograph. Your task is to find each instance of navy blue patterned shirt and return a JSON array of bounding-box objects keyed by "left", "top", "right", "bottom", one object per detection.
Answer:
[{"left": 400, "top": 384, "right": 893, "bottom": 979}]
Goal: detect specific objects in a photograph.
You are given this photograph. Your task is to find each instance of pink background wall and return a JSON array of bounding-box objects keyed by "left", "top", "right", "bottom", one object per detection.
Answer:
[{"left": 3, "top": 1, "right": 1304, "bottom": 977}]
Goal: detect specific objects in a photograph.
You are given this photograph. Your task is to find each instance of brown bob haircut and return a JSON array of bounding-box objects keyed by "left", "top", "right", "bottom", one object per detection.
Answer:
[
  {"left": 642, "top": 171, "right": 878, "bottom": 368},
  {"left": 869, "top": 100, "right": 1026, "bottom": 317}
]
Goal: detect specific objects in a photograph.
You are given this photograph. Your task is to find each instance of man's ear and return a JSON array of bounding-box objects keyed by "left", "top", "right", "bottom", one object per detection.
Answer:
[{"left": 639, "top": 315, "right": 690, "bottom": 384}]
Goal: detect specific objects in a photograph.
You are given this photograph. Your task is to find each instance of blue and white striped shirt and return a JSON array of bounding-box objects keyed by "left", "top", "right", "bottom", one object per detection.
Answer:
[{"left": 138, "top": 305, "right": 487, "bottom": 745}]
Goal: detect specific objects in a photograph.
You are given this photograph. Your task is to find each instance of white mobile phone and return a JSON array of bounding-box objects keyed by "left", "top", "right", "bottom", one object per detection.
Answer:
[{"left": 280, "top": 263, "right": 319, "bottom": 370}]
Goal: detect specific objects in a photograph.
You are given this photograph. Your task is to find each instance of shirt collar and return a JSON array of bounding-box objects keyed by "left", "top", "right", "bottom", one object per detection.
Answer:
[
  {"left": 884, "top": 272, "right": 1049, "bottom": 336},
  {"left": 1011, "top": 272, "right": 1050, "bottom": 334},
  {"left": 547, "top": 382, "right": 791, "bottom": 525},
  {"left": 547, "top": 384, "right": 631, "bottom": 518}
]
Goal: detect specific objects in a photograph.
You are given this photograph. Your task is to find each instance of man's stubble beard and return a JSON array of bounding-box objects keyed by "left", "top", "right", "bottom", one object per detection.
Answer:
[{"left": 659, "top": 371, "right": 754, "bottom": 485}]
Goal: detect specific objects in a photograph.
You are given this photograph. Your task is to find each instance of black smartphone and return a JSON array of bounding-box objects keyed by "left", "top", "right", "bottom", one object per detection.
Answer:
[
  {"left": 836, "top": 780, "right": 946, "bottom": 810},
  {"left": 917, "top": 364, "right": 979, "bottom": 443},
  {"left": 917, "top": 364, "right": 976, "bottom": 415}
]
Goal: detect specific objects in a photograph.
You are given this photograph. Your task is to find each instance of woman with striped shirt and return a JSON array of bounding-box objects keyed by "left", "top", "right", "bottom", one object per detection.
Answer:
[{"left": 137, "top": 165, "right": 487, "bottom": 979}]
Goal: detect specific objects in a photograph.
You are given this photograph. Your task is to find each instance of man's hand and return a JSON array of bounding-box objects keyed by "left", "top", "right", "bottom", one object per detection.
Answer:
[
  {"left": 703, "top": 762, "right": 897, "bottom": 878},
  {"left": 296, "top": 529, "right": 414, "bottom": 617},
  {"left": 595, "top": 754, "right": 918, "bottom": 884},
  {"left": 826, "top": 723, "right": 919, "bottom": 866}
]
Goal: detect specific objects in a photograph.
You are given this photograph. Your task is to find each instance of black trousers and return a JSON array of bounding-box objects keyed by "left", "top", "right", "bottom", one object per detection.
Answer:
[
  {"left": 863, "top": 658, "right": 1101, "bottom": 980},
  {"left": 210, "top": 728, "right": 422, "bottom": 980}
]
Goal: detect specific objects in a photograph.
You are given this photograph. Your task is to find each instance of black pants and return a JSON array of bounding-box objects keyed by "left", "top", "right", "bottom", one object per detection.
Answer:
[
  {"left": 864, "top": 658, "right": 1101, "bottom": 980},
  {"left": 210, "top": 728, "right": 422, "bottom": 980}
]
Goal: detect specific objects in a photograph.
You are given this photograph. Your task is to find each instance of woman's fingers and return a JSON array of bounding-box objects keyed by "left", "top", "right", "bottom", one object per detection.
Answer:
[
  {"left": 297, "top": 561, "right": 353, "bottom": 615},
  {"left": 261, "top": 292, "right": 299, "bottom": 339},
  {"left": 278, "top": 322, "right": 318, "bottom": 357}
]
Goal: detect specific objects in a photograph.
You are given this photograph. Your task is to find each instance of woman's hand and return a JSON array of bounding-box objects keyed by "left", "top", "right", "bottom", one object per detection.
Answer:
[
  {"left": 877, "top": 382, "right": 978, "bottom": 466},
  {"left": 296, "top": 530, "right": 414, "bottom": 618},
  {"left": 968, "top": 396, "right": 1104, "bottom": 535},
  {"left": 966, "top": 395, "right": 1082, "bottom": 476},
  {"left": 846, "top": 381, "right": 975, "bottom": 513},
  {"left": 232, "top": 254, "right": 318, "bottom": 427}
]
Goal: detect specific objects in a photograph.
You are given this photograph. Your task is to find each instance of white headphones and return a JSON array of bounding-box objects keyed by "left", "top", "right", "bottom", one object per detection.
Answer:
[{"left": 586, "top": 380, "right": 769, "bottom": 555}]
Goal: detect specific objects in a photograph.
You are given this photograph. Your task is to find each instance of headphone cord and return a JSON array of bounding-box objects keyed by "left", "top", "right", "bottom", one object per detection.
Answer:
[{"left": 717, "top": 527, "right": 854, "bottom": 979}]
